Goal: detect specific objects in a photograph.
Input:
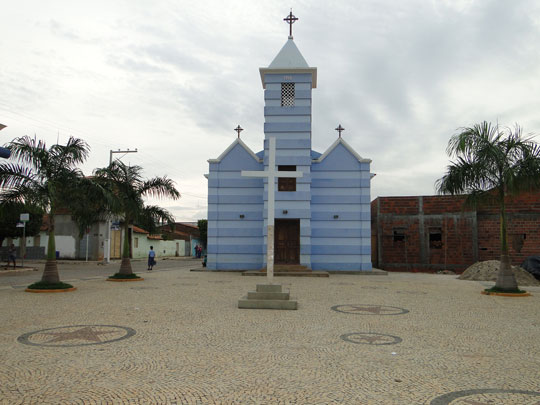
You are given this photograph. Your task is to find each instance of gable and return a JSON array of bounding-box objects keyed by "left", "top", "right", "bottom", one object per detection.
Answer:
[
  {"left": 210, "top": 142, "right": 263, "bottom": 171},
  {"left": 313, "top": 143, "right": 368, "bottom": 171}
]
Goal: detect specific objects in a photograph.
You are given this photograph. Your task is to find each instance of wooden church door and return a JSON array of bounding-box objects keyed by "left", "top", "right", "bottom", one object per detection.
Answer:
[{"left": 274, "top": 219, "right": 300, "bottom": 264}]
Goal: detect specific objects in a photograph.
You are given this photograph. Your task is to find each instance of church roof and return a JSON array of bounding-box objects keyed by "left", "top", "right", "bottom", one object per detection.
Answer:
[
  {"left": 268, "top": 38, "right": 309, "bottom": 69},
  {"left": 259, "top": 38, "right": 317, "bottom": 89},
  {"left": 207, "top": 138, "right": 262, "bottom": 164},
  {"left": 313, "top": 137, "right": 372, "bottom": 164}
]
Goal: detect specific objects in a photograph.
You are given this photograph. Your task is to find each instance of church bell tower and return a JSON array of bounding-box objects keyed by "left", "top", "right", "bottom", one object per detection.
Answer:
[{"left": 258, "top": 11, "right": 317, "bottom": 268}]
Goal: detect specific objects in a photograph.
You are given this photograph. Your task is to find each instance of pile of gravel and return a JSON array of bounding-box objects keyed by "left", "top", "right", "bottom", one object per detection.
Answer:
[{"left": 459, "top": 260, "right": 540, "bottom": 286}]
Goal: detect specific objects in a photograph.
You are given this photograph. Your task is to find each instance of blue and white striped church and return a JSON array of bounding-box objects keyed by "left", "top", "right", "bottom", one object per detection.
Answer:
[{"left": 206, "top": 18, "right": 373, "bottom": 272}]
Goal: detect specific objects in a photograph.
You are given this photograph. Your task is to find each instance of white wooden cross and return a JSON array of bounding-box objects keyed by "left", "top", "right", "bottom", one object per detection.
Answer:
[{"left": 241, "top": 137, "right": 303, "bottom": 283}]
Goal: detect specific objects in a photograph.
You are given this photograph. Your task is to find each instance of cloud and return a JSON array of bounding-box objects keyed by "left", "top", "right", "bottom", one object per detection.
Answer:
[
  {"left": 2, "top": 0, "right": 540, "bottom": 215},
  {"left": 107, "top": 55, "right": 166, "bottom": 74},
  {"left": 49, "top": 19, "right": 82, "bottom": 41}
]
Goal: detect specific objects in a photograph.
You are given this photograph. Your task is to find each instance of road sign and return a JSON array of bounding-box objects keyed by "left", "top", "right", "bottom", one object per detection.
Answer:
[{"left": 20, "top": 213, "right": 29, "bottom": 222}]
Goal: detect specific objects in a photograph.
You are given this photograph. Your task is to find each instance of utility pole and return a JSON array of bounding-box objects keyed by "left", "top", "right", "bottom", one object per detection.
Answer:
[{"left": 104, "top": 148, "right": 137, "bottom": 264}]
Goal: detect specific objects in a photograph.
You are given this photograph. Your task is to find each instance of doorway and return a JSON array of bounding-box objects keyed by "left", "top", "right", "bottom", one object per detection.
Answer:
[
  {"left": 274, "top": 219, "right": 300, "bottom": 264},
  {"left": 111, "top": 230, "right": 122, "bottom": 259}
]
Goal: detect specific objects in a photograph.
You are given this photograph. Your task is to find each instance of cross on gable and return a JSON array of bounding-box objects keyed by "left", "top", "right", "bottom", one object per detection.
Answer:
[
  {"left": 241, "top": 137, "right": 303, "bottom": 283},
  {"left": 335, "top": 124, "right": 345, "bottom": 137},
  {"left": 234, "top": 125, "right": 243, "bottom": 138},
  {"left": 284, "top": 10, "right": 298, "bottom": 38}
]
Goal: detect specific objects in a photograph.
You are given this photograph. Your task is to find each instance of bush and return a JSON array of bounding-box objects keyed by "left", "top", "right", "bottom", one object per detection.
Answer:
[
  {"left": 484, "top": 286, "right": 527, "bottom": 294},
  {"left": 108, "top": 273, "right": 141, "bottom": 279},
  {"left": 27, "top": 281, "right": 74, "bottom": 290}
]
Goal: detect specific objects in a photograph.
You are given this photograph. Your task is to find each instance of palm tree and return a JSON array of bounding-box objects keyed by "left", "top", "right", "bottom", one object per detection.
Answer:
[
  {"left": 436, "top": 121, "right": 540, "bottom": 291},
  {"left": 69, "top": 176, "right": 110, "bottom": 240},
  {"left": 94, "top": 161, "right": 180, "bottom": 277},
  {"left": 0, "top": 136, "right": 89, "bottom": 288}
]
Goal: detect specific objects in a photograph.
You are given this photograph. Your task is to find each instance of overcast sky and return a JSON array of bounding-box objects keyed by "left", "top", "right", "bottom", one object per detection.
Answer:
[{"left": 2, "top": 0, "right": 540, "bottom": 222}]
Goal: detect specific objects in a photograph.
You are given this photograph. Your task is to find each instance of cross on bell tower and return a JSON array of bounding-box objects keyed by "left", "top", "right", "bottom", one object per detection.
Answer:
[
  {"left": 284, "top": 9, "right": 298, "bottom": 38},
  {"left": 335, "top": 124, "right": 345, "bottom": 138}
]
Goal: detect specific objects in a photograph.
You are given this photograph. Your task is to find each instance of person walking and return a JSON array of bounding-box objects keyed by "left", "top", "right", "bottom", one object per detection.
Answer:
[
  {"left": 147, "top": 246, "right": 156, "bottom": 271},
  {"left": 7, "top": 243, "right": 16, "bottom": 269}
]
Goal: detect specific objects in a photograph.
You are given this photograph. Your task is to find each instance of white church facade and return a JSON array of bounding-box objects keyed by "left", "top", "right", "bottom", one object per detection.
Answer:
[{"left": 206, "top": 14, "right": 373, "bottom": 272}]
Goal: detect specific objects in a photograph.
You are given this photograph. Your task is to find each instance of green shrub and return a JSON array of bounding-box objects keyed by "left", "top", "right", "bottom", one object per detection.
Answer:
[
  {"left": 484, "top": 286, "right": 527, "bottom": 294},
  {"left": 27, "top": 281, "right": 74, "bottom": 290},
  {"left": 108, "top": 273, "right": 141, "bottom": 279}
]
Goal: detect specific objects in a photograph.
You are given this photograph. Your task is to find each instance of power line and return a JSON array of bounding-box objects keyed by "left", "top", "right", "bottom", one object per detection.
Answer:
[{"left": 182, "top": 192, "right": 207, "bottom": 199}]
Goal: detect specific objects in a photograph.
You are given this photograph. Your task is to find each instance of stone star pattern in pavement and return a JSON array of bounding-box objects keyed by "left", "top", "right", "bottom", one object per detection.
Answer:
[
  {"left": 431, "top": 389, "right": 540, "bottom": 405},
  {"left": 18, "top": 325, "right": 136, "bottom": 347},
  {"left": 459, "top": 398, "right": 540, "bottom": 405},
  {"left": 331, "top": 304, "right": 409, "bottom": 315},
  {"left": 456, "top": 397, "right": 540, "bottom": 405},
  {"left": 41, "top": 326, "right": 115, "bottom": 343},
  {"left": 341, "top": 332, "right": 402, "bottom": 345}
]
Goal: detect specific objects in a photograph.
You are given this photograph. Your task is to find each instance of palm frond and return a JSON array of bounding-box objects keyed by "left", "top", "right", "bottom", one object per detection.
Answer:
[
  {"left": 139, "top": 176, "right": 181, "bottom": 199},
  {"left": 49, "top": 136, "right": 90, "bottom": 168},
  {"left": 0, "top": 162, "right": 38, "bottom": 189},
  {"left": 5, "top": 135, "right": 48, "bottom": 172},
  {"left": 135, "top": 205, "right": 175, "bottom": 234}
]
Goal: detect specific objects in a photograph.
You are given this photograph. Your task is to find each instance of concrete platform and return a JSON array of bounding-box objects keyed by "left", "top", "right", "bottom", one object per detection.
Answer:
[
  {"left": 238, "top": 283, "right": 298, "bottom": 310},
  {"left": 327, "top": 269, "right": 388, "bottom": 275},
  {"left": 242, "top": 271, "right": 329, "bottom": 277}
]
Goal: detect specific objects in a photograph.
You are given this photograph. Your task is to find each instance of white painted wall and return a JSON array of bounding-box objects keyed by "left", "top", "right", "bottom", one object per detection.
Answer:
[
  {"left": 132, "top": 234, "right": 186, "bottom": 259},
  {"left": 37, "top": 234, "right": 77, "bottom": 258}
]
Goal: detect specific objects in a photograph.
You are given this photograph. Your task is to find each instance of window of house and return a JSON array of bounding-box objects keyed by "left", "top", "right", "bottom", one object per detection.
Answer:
[
  {"left": 393, "top": 228, "right": 405, "bottom": 242},
  {"left": 429, "top": 228, "right": 442, "bottom": 249},
  {"left": 281, "top": 83, "right": 295, "bottom": 106},
  {"left": 134, "top": 237, "right": 138, "bottom": 248},
  {"left": 278, "top": 165, "right": 296, "bottom": 191}
]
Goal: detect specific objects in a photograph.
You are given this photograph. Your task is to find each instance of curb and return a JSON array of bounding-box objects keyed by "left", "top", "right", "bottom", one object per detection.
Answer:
[
  {"left": 1, "top": 267, "right": 39, "bottom": 273},
  {"left": 481, "top": 290, "right": 531, "bottom": 297},
  {"left": 25, "top": 287, "right": 77, "bottom": 293},
  {"left": 106, "top": 277, "right": 144, "bottom": 282}
]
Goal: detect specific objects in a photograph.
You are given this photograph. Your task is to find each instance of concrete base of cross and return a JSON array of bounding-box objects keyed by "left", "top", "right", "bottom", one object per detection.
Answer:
[{"left": 238, "top": 284, "right": 298, "bottom": 310}]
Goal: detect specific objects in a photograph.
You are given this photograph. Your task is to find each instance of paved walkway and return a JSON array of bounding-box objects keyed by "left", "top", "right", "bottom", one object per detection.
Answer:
[{"left": 0, "top": 263, "right": 539, "bottom": 404}]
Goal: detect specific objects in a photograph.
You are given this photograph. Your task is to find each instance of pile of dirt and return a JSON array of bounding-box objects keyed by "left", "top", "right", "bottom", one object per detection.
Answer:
[{"left": 459, "top": 260, "right": 540, "bottom": 286}]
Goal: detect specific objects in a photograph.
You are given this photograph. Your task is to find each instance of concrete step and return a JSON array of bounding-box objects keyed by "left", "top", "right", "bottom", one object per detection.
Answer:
[
  {"left": 238, "top": 283, "right": 298, "bottom": 310},
  {"left": 256, "top": 284, "right": 282, "bottom": 293},
  {"left": 273, "top": 264, "right": 311, "bottom": 272},
  {"left": 243, "top": 271, "right": 329, "bottom": 277},
  {"left": 238, "top": 297, "right": 298, "bottom": 310},
  {"left": 247, "top": 291, "right": 290, "bottom": 300}
]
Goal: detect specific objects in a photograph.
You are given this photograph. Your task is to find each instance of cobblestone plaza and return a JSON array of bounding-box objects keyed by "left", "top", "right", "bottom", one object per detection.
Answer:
[{"left": 1, "top": 261, "right": 539, "bottom": 404}]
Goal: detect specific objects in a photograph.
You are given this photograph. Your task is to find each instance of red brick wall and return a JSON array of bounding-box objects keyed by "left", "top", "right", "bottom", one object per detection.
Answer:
[
  {"left": 372, "top": 192, "right": 540, "bottom": 273},
  {"left": 476, "top": 191, "right": 540, "bottom": 264}
]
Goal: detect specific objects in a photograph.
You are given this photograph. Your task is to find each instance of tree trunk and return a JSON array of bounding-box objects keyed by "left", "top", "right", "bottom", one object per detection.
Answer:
[
  {"left": 495, "top": 196, "right": 518, "bottom": 290},
  {"left": 41, "top": 213, "right": 60, "bottom": 284},
  {"left": 118, "top": 222, "right": 132, "bottom": 275},
  {"left": 496, "top": 253, "right": 517, "bottom": 290}
]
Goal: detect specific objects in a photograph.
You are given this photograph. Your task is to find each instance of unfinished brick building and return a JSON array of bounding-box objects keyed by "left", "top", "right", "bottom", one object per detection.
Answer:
[{"left": 371, "top": 192, "right": 540, "bottom": 273}]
